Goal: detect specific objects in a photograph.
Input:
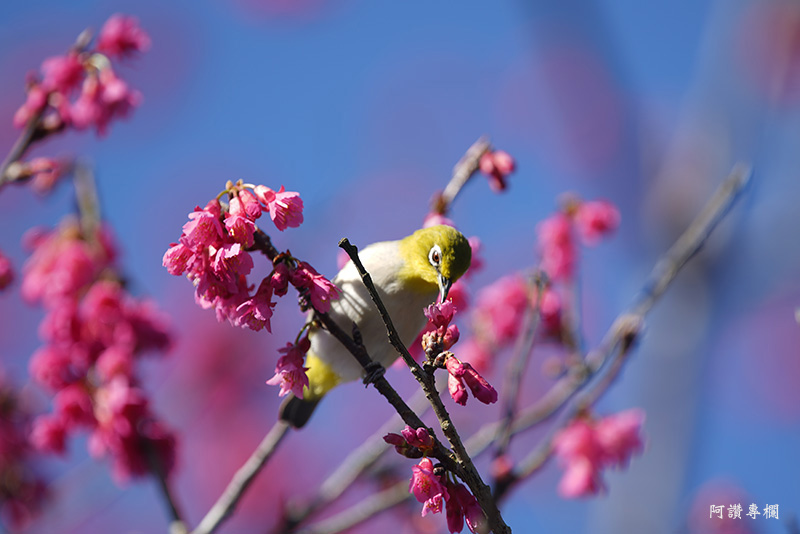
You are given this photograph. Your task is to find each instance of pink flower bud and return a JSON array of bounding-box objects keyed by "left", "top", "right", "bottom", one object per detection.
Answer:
[
  {"left": 448, "top": 372, "right": 468, "bottom": 406},
  {"left": 479, "top": 150, "right": 516, "bottom": 192},
  {"left": 574, "top": 199, "right": 620, "bottom": 245},
  {"left": 460, "top": 362, "right": 498, "bottom": 405}
]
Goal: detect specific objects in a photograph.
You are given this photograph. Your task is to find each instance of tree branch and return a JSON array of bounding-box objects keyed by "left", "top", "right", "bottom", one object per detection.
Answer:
[
  {"left": 191, "top": 420, "right": 291, "bottom": 534},
  {"left": 432, "top": 136, "right": 491, "bottom": 215},
  {"left": 338, "top": 238, "right": 510, "bottom": 534}
]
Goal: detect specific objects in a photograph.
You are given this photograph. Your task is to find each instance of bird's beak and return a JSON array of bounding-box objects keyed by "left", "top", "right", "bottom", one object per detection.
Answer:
[{"left": 438, "top": 274, "right": 452, "bottom": 302}]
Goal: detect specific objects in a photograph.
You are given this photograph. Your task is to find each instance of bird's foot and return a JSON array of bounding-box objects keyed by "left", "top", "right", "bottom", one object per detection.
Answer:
[{"left": 362, "top": 361, "right": 385, "bottom": 387}]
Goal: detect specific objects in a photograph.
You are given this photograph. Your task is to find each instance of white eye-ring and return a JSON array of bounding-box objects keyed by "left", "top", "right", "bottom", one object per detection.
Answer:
[{"left": 428, "top": 244, "right": 442, "bottom": 268}]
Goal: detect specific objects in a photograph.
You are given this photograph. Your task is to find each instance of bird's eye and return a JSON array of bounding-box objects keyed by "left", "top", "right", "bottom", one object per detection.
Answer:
[{"left": 428, "top": 245, "right": 442, "bottom": 267}]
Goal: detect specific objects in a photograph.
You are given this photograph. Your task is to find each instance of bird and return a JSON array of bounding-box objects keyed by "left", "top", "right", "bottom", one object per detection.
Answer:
[{"left": 280, "top": 225, "right": 472, "bottom": 428}]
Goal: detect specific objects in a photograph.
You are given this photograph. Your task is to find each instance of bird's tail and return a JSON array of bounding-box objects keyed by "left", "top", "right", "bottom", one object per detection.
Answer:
[{"left": 280, "top": 394, "right": 321, "bottom": 429}]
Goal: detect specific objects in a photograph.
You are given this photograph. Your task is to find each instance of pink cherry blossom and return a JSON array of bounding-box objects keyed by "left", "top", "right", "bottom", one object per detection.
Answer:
[
  {"left": 537, "top": 212, "right": 576, "bottom": 282},
  {"left": 224, "top": 213, "right": 256, "bottom": 247},
  {"left": 162, "top": 243, "right": 194, "bottom": 276},
  {"left": 255, "top": 185, "right": 304, "bottom": 231},
  {"left": 424, "top": 300, "right": 457, "bottom": 330},
  {"left": 180, "top": 200, "right": 224, "bottom": 249},
  {"left": 446, "top": 482, "right": 486, "bottom": 534},
  {"left": 269, "top": 262, "right": 291, "bottom": 296},
  {"left": 595, "top": 408, "right": 645, "bottom": 468},
  {"left": 97, "top": 14, "right": 151, "bottom": 59},
  {"left": 30, "top": 414, "right": 67, "bottom": 455},
  {"left": 444, "top": 356, "right": 497, "bottom": 405},
  {"left": 28, "top": 157, "right": 64, "bottom": 194},
  {"left": 409, "top": 458, "right": 449, "bottom": 516},
  {"left": 423, "top": 212, "right": 456, "bottom": 228},
  {"left": 558, "top": 456, "right": 604, "bottom": 498},
  {"left": 473, "top": 273, "right": 529, "bottom": 346},
  {"left": 40, "top": 53, "right": 84, "bottom": 94},
  {"left": 266, "top": 339, "right": 310, "bottom": 398},
  {"left": 479, "top": 150, "right": 515, "bottom": 192},
  {"left": 70, "top": 68, "right": 142, "bottom": 135},
  {"left": 13, "top": 85, "right": 48, "bottom": 128},
  {"left": 574, "top": 200, "right": 620, "bottom": 245},
  {"left": 53, "top": 384, "right": 95, "bottom": 426},
  {"left": 235, "top": 279, "right": 276, "bottom": 332},
  {"left": 290, "top": 261, "right": 340, "bottom": 313}
]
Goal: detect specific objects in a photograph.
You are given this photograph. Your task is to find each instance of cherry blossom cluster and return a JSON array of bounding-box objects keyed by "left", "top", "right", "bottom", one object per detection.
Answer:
[
  {"left": 164, "top": 181, "right": 340, "bottom": 399},
  {"left": 408, "top": 456, "right": 487, "bottom": 533},
  {"left": 551, "top": 409, "right": 645, "bottom": 498},
  {"left": 0, "top": 375, "right": 47, "bottom": 530},
  {"left": 478, "top": 149, "right": 516, "bottom": 192},
  {"left": 13, "top": 14, "right": 148, "bottom": 137},
  {"left": 22, "top": 218, "right": 176, "bottom": 483},
  {"left": 163, "top": 181, "right": 338, "bottom": 329},
  {"left": 422, "top": 301, "right": 498, "bottom": 406}
]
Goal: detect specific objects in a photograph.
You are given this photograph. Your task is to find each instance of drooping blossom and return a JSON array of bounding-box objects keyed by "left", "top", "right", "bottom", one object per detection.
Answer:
[
  {"left": 421, "top": 300, "right": 460, "bottom": 357},
  {"left": 409, "top": 458, "right": 449, "bottom": 517},
  {"left": 266, "top": 337, "right": 311, "bottom": 398},
  {"left": 478, "top": 150, "right": 516, "bottom": 192},
  {"left": 290, "top": 261, "right": 340, "bottom": 313},
  {"left": 254, "top": 185, "right": 304, "bottom": 231},
  {"left": 574, "top": 200, "right": 620, "bottom": 245},
  {"left": 552, "top": 410, "right": 645, "bottom": 498},
  {"left": 444, "top": 354, "right": 498, "bottom": 406},
  {"left": 445, "top": 482, "right": 487, "bottom": 534},
  {"left": 235, "top": 279, "right": 276, "bottom": 332},
  {"left": 97, "top": 14, "right": 151, "bottom": 59}
]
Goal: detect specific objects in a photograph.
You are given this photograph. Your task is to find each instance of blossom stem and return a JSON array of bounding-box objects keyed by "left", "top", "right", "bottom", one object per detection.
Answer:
[
  {"left": 433, "top": 136, "right": 492, "bottom": 215},
  {"left": 191, "top": 420, "right": 291, "bottom": 534},
  {"left": 338, "top": 237, "right": 510, "bottom": 534}
]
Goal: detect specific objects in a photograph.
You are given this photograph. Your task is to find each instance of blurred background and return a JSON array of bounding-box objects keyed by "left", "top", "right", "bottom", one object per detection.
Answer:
[{"left": 0, "top": 0, "right": 798, "bottom": 533}]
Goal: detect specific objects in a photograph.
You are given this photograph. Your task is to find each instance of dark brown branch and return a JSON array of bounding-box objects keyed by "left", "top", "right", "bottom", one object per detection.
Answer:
[
  {"left": 143, "top": 439, "right": 188, "bottom": 534},
  {"left": 191, "top": 420, "right": 291, "bottom": 534},
  {"left": 432, "top": 136, "right": 491, "bottom": 215},
  {"left": 338, "top": 238, "right": 510, "bottom": 534}
]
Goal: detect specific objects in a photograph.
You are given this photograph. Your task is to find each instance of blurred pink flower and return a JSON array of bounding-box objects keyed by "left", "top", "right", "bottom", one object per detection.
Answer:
[
  {"left": 574, "top": 200, "right": 620, "bottom": 245},
  {"left": 423, "top": 212, "right": 456, "bottom": 228},
  {"left": 594, "top": 408, "right": 645, "bottom": 467},
  {"left": 479, "top": 150, "right": 515, "bottom": 192},
  {"left": 97, "top": 14, "right": 151, "bottom": 59},
  {"left": 537, "top": 213, "right": 576, "bottom": 282},
  {"left": 28, "top": 157, "right": 65, "bottom": 194},
  {"left": 0, "top": 251, "right": 13, "bottom": 290},
  {"left": 13, "top": 85, "right": 47, "bottom": 128},
  {"left": 40, "top": 53, "right": 84, "bottom": 94},
  {"left": 30, "top": 414, "right": 67, "bottom": 455},
  {"left": 70, "top": 68, "right": 142, "bottom": 136}
]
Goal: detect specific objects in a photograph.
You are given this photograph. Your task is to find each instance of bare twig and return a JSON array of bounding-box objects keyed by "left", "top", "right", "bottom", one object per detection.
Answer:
[
  {"left": 339, "top": 238, "right": 510, "bottom": 534},
  {"left": 432, "top": 136, "right": 491, "bottom": 215},
  {"left": 296, "top": 480, "right": 409, "bottom": 534},
  {"left": 493, "top": 272, "right": 544, "bottom": 464},
  {"left": 191, "top": 420, "right": 291, "bottom": 534},
  {"left": 143, "top": 439, "right": 188, "bottom": 534}
]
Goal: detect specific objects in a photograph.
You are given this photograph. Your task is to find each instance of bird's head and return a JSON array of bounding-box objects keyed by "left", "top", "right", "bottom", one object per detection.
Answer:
[{"left": 398, "top": 225, "right": 472, "bottom": 301}]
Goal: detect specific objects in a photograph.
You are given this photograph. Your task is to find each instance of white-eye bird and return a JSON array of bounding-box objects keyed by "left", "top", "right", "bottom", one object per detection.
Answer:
[{"left": 280, "top": 225, "right": 472, "bottom": 428}]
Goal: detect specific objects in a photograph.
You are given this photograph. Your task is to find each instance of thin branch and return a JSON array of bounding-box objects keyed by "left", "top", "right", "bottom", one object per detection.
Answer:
[
  {"left": 432, "top": 136, "right": 491, "bottom": 215},
  {"left": 191, "top": 420, "right": 291, "bottom": 534},
  {"left": 493, "top": 272, "right": 544, "bottom": 463},
  {"left": 143, "top": 439, "right": 188, "bottom": 534},
  {"left": 296, "top": 480, "right": 409, "bottom": 534},
  {"left": 339, "top": 238, "right": 510, "bottom": 534},
  {"left": 279, "top": 387, "right": 431, "bottom": 531}
]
